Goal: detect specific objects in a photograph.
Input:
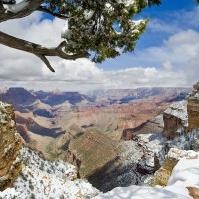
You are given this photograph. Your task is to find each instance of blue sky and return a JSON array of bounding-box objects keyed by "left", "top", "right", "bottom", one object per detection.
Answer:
[
  {"left": 0, "top": 1, "right": 199, "bottom": 90},
  {"left": 100, "top": 0, "right": 198, "bottom": 70}
]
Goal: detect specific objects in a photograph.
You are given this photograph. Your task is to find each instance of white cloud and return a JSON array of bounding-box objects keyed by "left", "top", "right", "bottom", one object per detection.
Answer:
[
  {"left": 0, "top": 11, "right": 198, "bottom": 91},
  {"left": 163, "top": 61, "right": 173, "bottom": 71}
]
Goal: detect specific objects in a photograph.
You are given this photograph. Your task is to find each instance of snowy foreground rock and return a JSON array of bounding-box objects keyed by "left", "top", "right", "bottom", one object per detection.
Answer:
[
  {"left": 0, "top": 147, "right": 99, "bottom": 199},
  {"left": 95, "top": 149, "right": 199, "bottom": 199}
]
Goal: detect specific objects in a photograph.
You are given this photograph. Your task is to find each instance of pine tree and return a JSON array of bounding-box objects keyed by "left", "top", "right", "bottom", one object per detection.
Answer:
[{"left": 0, "top": 0, "right": 160, "bottom": 72}]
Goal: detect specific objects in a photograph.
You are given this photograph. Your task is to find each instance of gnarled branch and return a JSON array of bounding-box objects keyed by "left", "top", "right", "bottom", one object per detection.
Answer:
[{"left": 0, "top": 31, "right": 87, "bottom": 72}]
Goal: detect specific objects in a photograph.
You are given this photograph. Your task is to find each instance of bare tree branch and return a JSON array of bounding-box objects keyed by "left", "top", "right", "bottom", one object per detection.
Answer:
[
  {"left": 0, "top": 0, "right": 44, "bottom": 22},
  {"left": 35, "top": 54, "right": 55, "bottom": 72},
  {"left": 37, "top": 6, "right": 69, "bottom": 20},
  {"left": 0, "top": 31, "right": 87, "bottom": 71}
]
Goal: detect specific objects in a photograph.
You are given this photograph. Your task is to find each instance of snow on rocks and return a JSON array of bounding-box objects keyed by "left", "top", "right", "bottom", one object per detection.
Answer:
[
  {"left": 95, "top": 185, "right": 190, "bottom": 199},
  {"left": 19, "top": 147, "right": 78, "bottom": 181},
  {"left": 95, "top": 149, "right": 199, "bottom": 199},
  {"left": 167, "top": 148, "right": 198, "bottom": 160},
  {"left": 164, "top": 100, "right": 188, "bottom": 127},
  {"left": 3, "top": 0, "right": 29, "bottom": 14},
  {"left": 0, "top": 147, "right": 99, "bottom": 199},
  {"left": 165, "top": 153, "right": 199, "bottom": 197}
]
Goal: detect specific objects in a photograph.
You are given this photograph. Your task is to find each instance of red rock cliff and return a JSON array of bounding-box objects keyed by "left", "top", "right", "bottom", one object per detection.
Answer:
[{"left": 188, "top": 82, "right": 199, "bottom": 129}]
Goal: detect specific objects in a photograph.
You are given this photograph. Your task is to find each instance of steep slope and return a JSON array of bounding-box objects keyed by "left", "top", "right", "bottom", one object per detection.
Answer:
[
  {"left": 0, "top": 86, "right": 193, "bottom": 194},
  {"left": 163, "top": 101, "right": 188, "bottom": 139},
  {"left": 96, "top": 84, "right": 199, "bottom": 199},
  {"left": 0, "top": 101, "right": 99, "bottom": 199},
  {"left": 66, "top": 132, "right": 119, "bottom": 178}
]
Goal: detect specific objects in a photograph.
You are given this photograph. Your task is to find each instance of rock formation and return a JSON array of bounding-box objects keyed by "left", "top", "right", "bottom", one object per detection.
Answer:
[
  {"left": 0, "top": 102, "right": 22, "bottom": 190},
  {"left": 188, "top": 82, "right": 199, "bottom": 129},
  {"left": 1, "top": 88, "right": 36, "bottom": 110},
  {"left": 121, "top": 115, "right": 164, "bottom": 140},
  {"left": 187, "top": 187, "right": 199, "bottom": 199},
  {"left": 163, "top": 101, "right": 188, "bottom": 139},
  {"left": 95, "top": 148, "right": 199, "bottom": 199},
  {"left": 151, "top": 148, "right": 198, "bottom": 187},
  {"left": 163, "top": 82, "right": 199, "bottom": 139}
]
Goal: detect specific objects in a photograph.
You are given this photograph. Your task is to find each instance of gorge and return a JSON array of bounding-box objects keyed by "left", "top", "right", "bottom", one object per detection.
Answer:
[{"left": 0, "top": 84, "right": 199, "bottom": 198}]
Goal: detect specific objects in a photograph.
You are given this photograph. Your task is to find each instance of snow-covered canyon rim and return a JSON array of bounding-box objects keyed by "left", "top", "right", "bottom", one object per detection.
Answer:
[
  {"left": 95, "top": 149, "right": 199, "bottom": 199},
  {"left": 0, "top": 147, "right": 100, "bottom": 199}
]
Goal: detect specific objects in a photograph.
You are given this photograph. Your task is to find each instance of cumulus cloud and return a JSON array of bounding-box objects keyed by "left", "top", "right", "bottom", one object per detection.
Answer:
[
  {"left": 132, "top": 29, "right": 199, "bottom": 85},
  {"left": 0, "top": 11, "right": 198, "bottom": 91}
]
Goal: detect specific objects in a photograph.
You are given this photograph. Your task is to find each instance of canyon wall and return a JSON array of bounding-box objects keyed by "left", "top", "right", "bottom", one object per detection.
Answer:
[
  {"left": 188, "top": 82, "right": 199, "bottom": 129},
  {"left": 163, "top": 82, "right": 199, "bottom": 139},
  {"left": 0, "top": 102, "right": 22, "bottom": 190},
  {"left": 163, "top": 101, "right": 188, "bottom": 139}
]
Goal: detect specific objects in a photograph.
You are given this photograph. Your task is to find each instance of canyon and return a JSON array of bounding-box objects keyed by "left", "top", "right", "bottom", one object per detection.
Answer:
[
  {"left": 0, "top": 83, "right": 199, "bottom": 198},
  {"left": 0, "top": 87, "right": 190, "bottom": 182},
  {"left": 0, "top": 86, "right": 197, "bottom": 194}
]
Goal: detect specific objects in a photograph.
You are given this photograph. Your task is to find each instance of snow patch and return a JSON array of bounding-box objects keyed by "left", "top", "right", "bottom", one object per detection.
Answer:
[
  {"left": 96, "top": 150, "right": 199, "bottom": 199},
  {"left": 0, "top": 147, "right": 99, "bottom": 199}
]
